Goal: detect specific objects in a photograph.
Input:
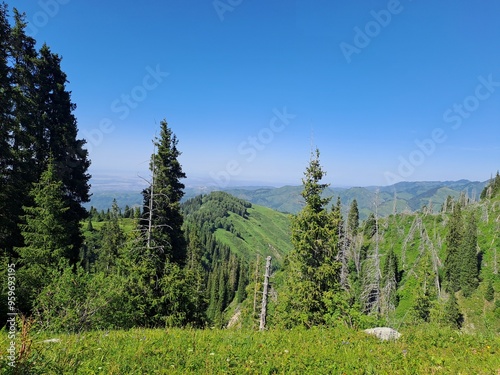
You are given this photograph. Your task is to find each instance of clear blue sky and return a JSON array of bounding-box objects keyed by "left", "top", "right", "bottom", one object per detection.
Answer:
[{"left": 14, "top": 0, "right": 500, "bottom": 187}]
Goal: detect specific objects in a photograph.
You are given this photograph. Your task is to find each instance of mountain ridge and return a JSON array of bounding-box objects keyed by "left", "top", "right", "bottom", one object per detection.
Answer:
[{"left": 85, "top": 178, "right": 488, "bottom": 220}]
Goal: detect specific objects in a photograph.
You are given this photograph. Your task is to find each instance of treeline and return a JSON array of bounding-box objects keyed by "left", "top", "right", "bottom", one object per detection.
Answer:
[{"left": 87, "top": 203, "right": 141, "bottom": 221}]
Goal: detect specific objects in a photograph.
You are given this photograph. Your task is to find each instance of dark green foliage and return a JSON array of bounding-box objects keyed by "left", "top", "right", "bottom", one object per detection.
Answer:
[
  {"left": 278, "top": 150, "right": 342, "bottom": 327},
  {"left": 381, "top": 247, "right": 399, "bottom": 314},
  {"left": 411, "top": 290, "right": 431, "bottom": 323},
  {"left": 16, "top": 159, "right": 73, "bottom": 311},
  {"left": 347, "top": 199, "right": 359, "bottom": 236},
  {"left": 460, "top": 212, "right": 479, "bottom": 297},
  {"left": 444, "top": 204, "right": 480, "bottom": 296},
  {"left": 443, "top": 293, "right": 463, "bottom": 329},
  {"left": 140, "top": 120, "right": 186, "bottom": 266},
  {"left": 444, "top": 204, "right": 463, "bottom": 292},
  {"left": 0, "top": 5, "right": 90, "bottom": 260},
  {"left": 485, "top": 280, "right": 495, "bottom": 302},
  {"left": 363, "top": 213, "right": 377, "bottom": 238},
  {"left": 95, "top": 200, "right": 125, "bottom": 274}
]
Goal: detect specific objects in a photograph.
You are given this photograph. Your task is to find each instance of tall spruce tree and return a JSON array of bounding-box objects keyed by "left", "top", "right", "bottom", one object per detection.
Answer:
[
  {"left": 96, "top": 199, "right": 125, "bottom": 274},
  {"left": 460, "top": 212, "right": 479, "bottom": 296},
  {"left": 134, "top": 120, "right": 188, "bottom": 326},
  {"left": 0, "top": 3, "right": 12, "bottom": 253},
  {"left": 381, "top": 246, "right": 399, "bottom": 316},
  {"left": 347, "top": 199, "right": 359, "bottom": 237},
  {"left": 444, "top": 203, "right": 463, "bottom": 292},
  {"left": 17, "top": 158, "right": 73, "bottom": 311},
  {"left": 443, "top": 292, "right": 463, "bottom": 329},
  {"left": 2, "top": 7, "right": 90, "bottom": 260},
  {"left": 141, "top": 120, "right": 187, "bottom": 267},
  {"left": 279, "top": 149, "right": 341, "bottom": 327}
]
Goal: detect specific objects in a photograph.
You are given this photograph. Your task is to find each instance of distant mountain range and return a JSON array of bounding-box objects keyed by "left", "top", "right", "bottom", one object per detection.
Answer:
[{"left": 85, "top": 178, "right": 487, "bottom": 220}]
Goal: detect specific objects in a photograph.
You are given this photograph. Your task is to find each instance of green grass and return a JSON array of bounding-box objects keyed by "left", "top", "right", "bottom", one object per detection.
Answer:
[
  {"left": 1, "top": 325, "right": 499, "bottom": 374},
  {"left": 214, "top": 204, "right": 292, "bottom": 265}
]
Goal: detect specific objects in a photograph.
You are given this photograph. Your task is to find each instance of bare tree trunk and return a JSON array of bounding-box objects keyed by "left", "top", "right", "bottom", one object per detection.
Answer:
[
  {"left": 259, "top": 256, "right": 272, "bottom": 331},
  {"left": 252, "top": 254, "right": 260, "bottom": 329}
]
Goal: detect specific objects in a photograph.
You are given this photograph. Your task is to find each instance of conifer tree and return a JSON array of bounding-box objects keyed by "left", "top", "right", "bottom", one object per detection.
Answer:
[
  {"left": 485, "top": 280, "right": 495, "bottom": 302},
  {"left": 140, "top": 120, "right": 187, "bottom": 267},
  {"left": 347, "top": 199, "right": 360, "bottom": 237},
  {"left": 460, "top": 212, "right": 479, "bottom": 296},
  {"left": 2, "top": 8, "right": 90, "bottom": 260},
  {"left": 97, "top": 199, "right": 125, "bottom": 274},
  {"left": 279, "top": 149, "right": 341, "bottom": 327},
  {"left": 381, "top": 247, "right": 399, "bottom": 316},
  {"left": 0, "top": 3, "right": 12, "bottom": 253},
  {"left": 17, "top": 158, "right": 73, "bottom": 310},
  {"left": 443, "top": 292, "right": 463, "bottom": 329},
  {"left": 444, "top": 203, "right": 463, "bottom": 292},
  {"left": 133, "top": 120, "right": 189, "bottom": 326}
]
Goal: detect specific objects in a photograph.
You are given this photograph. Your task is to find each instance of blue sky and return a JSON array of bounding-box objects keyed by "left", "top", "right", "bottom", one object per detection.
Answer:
[{"left": 14, "top": 0, "right": 500, "bottom": 187}]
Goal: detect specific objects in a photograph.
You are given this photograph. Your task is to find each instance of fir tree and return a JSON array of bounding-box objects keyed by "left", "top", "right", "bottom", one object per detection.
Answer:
[
  {"left": 381, "top": 247, "right": 399, "bottom": 316},
  {"left": 444, "top": 203, "right": 463, "bottom": 292},
  {"left": 347, "top": 199, "right": 360, "bottom": 237},
  {"left": 0, "top": 3, "right": 12, "bottom": 254},
  {"left": 17, "top": 158, "right": 73, "bottom": 310},
  {"left": 280, "top": 149, "right": 341, "bottom": 327},
  {"left": 460, "top": 212, "right": 479, "bottom": 296},
  {"left": 443, "top": 292, "right": 463, "bottom": 329},
  {"left": 140, "top": 120, "right": 187, "bottom": 266},
  {"left": 97, "top": 200, "right": 125, "bottom": 274},
  {"left": 2, "top": 8, "right": 90, "bottom": 260},
  {"left": 485, "top": 280, "right": 495, "bottom": 302}
]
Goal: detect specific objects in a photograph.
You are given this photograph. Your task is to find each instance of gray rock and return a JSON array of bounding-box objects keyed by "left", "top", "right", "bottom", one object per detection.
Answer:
[
  {"left": 42, "top": 338, "right": 61, "bottom": 343},
  {"left": 364, "top": 327, "right": 401, "bottom": 341}
]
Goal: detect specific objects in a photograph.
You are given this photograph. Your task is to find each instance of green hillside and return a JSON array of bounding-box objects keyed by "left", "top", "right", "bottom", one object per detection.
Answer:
[
  {"left": 214, "top": 204, "right": 292, "bottom": 264},
  {"left": 346, "top": 191, "right": 500, "bottom": 333},
  {"left": 224, "top": 180, "right": 487, "bottom": 219}
]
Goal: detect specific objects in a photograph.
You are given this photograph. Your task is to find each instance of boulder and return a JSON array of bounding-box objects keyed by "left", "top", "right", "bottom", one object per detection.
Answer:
[{"left": 364, "top": 327, "right": 401, "bottom": 341}]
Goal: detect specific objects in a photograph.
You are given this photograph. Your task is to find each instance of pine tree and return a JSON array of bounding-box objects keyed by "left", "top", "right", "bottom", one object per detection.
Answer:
[
  {"left": 411, "top": 289, "right": 431, "bottom": 323},
  {"left": 460, "top": 212, "right": 479, "bottom": 296},
  {"left": 280, "top": 149, "right": 341, "bottom": 327},
  {"left": 347, "top": 199, "right": 359, "bottom": 237},
  {"left": 0, "top": 3, "right": 12, "bottom": 254},
  {"left": 443, "top": 292, "right": 463, "bottom": 329},
  {"left": 140, "top": 120, "right": 187, "bottom": 266},
  {"left": 444, "top": 203, "right": 463, "bottom": 292},
  {"left": 2, "top": 8, "right": 90, "bottom": 260},
  {"left": 97, "top": 199, "right": 125, "bottom": 274},
  {"left": 381, "top": 247, "right": 399, "bottom": 316},
  {"left": 485, "top": 280, "right": 495, "bottom": 302},
  {"left": 2, "top": 9, "right": 39, "bottom": 256},
  {"left": 132, "top": 120, "right": 189, "bottom": 326},
  {"left": 16, "top": 158, "right": 73, "bottom": 311}
]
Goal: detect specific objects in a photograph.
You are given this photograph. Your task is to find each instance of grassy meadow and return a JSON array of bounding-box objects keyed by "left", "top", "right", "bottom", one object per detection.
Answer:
[{"left": 1, "top": 324, "right": 499, "bottom": 374}]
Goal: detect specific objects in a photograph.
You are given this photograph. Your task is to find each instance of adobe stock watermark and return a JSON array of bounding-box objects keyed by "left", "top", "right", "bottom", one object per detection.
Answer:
[
  {"left": 213, "top": 0, "right": 243, "bottom": 22},
  {"left": 210, "top": 107, "right": 296, "bottom": 187},
  {"left": 6, "top": 263, "right": 17, "bottom": 368},
  {"left": 384, "top": 74, "right": 500, "bottom": 184},
  {"left": 339, "top": 0, "right": 411, "bottom": 64},
  {"left": 81, "top": 64, "right": 169, "bottom": 154},
  {"left": 25, "top": 0, "right": 70, "bottom": 37}
]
